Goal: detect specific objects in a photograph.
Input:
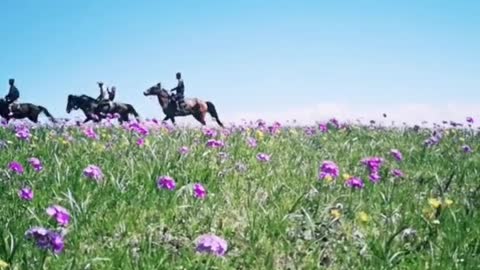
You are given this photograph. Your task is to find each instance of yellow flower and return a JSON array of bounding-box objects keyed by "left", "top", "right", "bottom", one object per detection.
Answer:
[
  {"left": 444, "top": 198, "right": 454, "bottom": 207},
  {"left": 423, "top": 207, "right": 435, "bottom": 220},
  {"left": 357, "top": 211, "right": 369, "bottom": 223},
  {"left": 0, "top": 259, "right": 8, "bottom": 269},
  {"left": 324, "top": 175, "right": 334, "bottom": 183},
  {"left": 428, "top": 198, "right": 441, "bottom": 209},
  {"left": 330, "top": 209, "right": 341, "bottom": 219},
  {"left": 256, "top": 130, "right": 264, "bottom": 140},
  {"left": 459, "top": 137, "right": 465, "bottom": 142},
  {"left": 342, "top": 173, "right": 351, "bottom": 181}
]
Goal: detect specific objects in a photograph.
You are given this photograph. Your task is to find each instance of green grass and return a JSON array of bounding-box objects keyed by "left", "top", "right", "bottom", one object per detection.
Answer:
[{"left": 1, "top": 123, "right": 480, "bottom": 269}]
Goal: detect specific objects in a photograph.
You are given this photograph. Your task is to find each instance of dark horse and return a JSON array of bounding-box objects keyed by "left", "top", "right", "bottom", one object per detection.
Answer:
[
  {"left": 143, "top": 82, "right": 223, "bottom": 127},
  {"left": 0, "top": 98, "right": 56, "bottom": 123},
  {"left": 66, "top": 94, "right": 140, "bottom": 123}
]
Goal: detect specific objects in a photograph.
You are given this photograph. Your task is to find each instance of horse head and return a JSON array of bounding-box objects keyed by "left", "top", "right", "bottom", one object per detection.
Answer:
[
  {"left": 144, "top": 83, "right": 171, "bottom": 105},
  {"left": 66, "top": 95, "right": 78, "bottom": 113}
]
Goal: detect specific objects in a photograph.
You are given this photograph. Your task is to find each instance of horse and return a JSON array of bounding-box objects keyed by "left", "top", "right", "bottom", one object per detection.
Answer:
[
  {"left": 0, "top": 98, "right": 56, "bottom": 123},
  {"left": 143, "top": 83, "right": 224, "bottom": 127},
  {"left": 66, "top": 94, "right": 140, "bottom": 123}
]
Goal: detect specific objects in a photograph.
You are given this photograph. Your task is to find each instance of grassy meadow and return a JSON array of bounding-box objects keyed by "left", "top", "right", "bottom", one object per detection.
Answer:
[{"left": 1, "top": 119, "right": 479, "bottom": 269}]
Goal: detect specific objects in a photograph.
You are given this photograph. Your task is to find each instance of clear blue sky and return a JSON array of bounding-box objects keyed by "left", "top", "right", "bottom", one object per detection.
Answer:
[{"left": 0, "top": 0, "right": 479, "bottom": 121}]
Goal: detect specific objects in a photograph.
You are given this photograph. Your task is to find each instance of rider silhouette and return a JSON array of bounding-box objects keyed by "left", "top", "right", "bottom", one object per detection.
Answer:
[
  {"left": 170, "top": 72, "right": 185, "bottom": 112},
  {"left": 5, "top": 78, "right": 20, "bottom": 114}
]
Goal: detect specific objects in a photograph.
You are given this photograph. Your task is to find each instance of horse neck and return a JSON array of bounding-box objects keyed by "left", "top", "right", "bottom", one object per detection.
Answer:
[{"left": 157, "top": 94, "right": 169, "bottom": 109}]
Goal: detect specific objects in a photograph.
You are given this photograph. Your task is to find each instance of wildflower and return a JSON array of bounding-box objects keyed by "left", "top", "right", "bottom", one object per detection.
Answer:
[
  {"left": 318, "top": 123, "right": 328, "bottom": 133},
  {"left": 83, "top": 165, "right": 104, "bottom": 181},
  {"left": 83, "top": 127, "right": 98, "bottom": 140},
  {"left": 46, "top": 205, "right": 71, "bottom": 227},
  {"left": 136, "top": 138, "right": 145, "bottom": 147},
  {"left": 345, "top": 177, "right": 365, "bottom": 189},
  {"left": 304, "top": 126, "right": 316, "bottom": 136},
  {"left": 179, "top": 146, "right": 189, "bottom": 155},
  {"left": 466, "top": 116, "right": 474, "bottom": 124},
  {"left": 247, "top": 137, "right": 257, "bottom": 148},
  {"left": 361, "top": 157, "right": 384, "bottom": 172},
  {"left": 25, "top": 227, "right": 65, "bottom": 254},
  {"left": 390, "top": 149, "right": 403, "bottom": 161},
  {"left": 318, "top": 161, "right": 340, "bottom": 180},
  {"left": 18, "top": 187, "right": 34, "bottom": 201},
  {"left": 428, "top": 198, "right": 441, "bottom": 209},
  {"left": 0, "top": 259, "right": 8, "bottom": 269},
  {"left": 128, "top": 122, "right": 149, "bottom": 136},
  {"left": 369, "top": 172, "right": 381, "bottom": 183},
  {"left": 256, "top": 153, "right": 271, "bottom": 162},
  {"left": 15, "top": 126, "right": 31, "bottom": 140},
  {"left": 28, "top": 157, "right": 43, "bottom": 172},
  {"left": 342, "top": 173, "right": 351, "bottom": 180},
  {"left": 157, "top": 176, "right": 176, "bottom": 190},
  {"left": 445, "top": 198, "right": 454, "bottom": 207},
  {"left": 328, "top": 118, "right": 340, "bottom": 129},
  {"left": 206, "top": 139, "right": 224, "bottom": 149},
  {"left": 330, "top": 209, "right": 341, "bottom": 219},
  {"left": 193, "top": 183, "right": 207, "bottom": 199},
  {"left": 195, "top": 234, "right": 228, "bottom": 257},
  {"left": 462, "top": 145, "right": 472, "bottom": 153},
  {"left": 202, "top": 127, "right": 217, "bottom": 138},
  {"left": 8, "top": 161, "right": 24, "bottom": 175},
  {"left": 391, "top": 169, "right": 404, "bottom": 178},
  {"left": 357, "top": 211, "right": 369, "bottom": 223}
]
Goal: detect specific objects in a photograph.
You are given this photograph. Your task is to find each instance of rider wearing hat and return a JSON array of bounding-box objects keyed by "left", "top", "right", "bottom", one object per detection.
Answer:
[
  {"left": 5, "top": 78, "right": 20, "bottom": 113},
  {"left": 170, "top": 72, "right": 185, "bottom": 111}
]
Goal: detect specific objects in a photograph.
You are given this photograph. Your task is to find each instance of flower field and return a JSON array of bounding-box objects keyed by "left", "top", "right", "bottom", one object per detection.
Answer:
[{"left": 1, "top": 118, "right": 479, "bottom": 269}]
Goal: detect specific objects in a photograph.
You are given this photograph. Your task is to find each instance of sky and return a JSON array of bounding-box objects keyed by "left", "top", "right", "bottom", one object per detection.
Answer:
[{"left": 0, "top": 0, "right": 479, "bottom": 125}]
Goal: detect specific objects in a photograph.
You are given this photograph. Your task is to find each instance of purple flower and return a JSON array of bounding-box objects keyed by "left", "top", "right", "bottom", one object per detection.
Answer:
[
  {"left": 345, "top": 177, "right": 365, "bottom": 189},
  {"left": 136, "top": 138, "right": 145, "bottom": 147},
  {"left": 369, "top": 172, "right": 381, "bottom": 183},
  {"left": 304, "top": 127, "right": 316, "bottom": 136},
  {"left": 15, "top": 127, "right": 31, "bottom": 140},
  {"left": 157, "top": 176, "right": 176, "bottom": 190},
  {"left": 28, "top": 157, "right": 43, "bottom": 172},
  {"left": 256, "top": 153, "right": 271, "bottom": 162},
  {"left": 8, "top": 161, "right": 24, "bottom": 175},
  {"left": 206, "top": 139, "right": 224, "bottom": 149},
  {"left": 462, "top": 145, "right": 473, "bottom": 153},
  {"left": 328, "top": 118, "right": 340, "bottom": 129},
  {"left": 25, "top": 227, "right": 65, "bottom": 254},
  {"left": 391, "top": 169, "right": 404, "bottom": 178},
  {"left": 128, "top": 122, "right": 149, "bottom": 137},
  {"left": 390, "top": 149, "right": 403, "bottom": 161},
  {"left": 202, "top": 127, "right": 217, "bottom": 138},
  {"left": 318, "top": 161, "right": 340, "bottom": 180},
  {"left": 193, "top": 183, "right": 207, "bottom": 199},
  {"left": 318, "top": 123, "right": 328, "bottom": 133},
  {"left": 195, "top": 234, "right": 228, "bottom": 257},
  {"left": 247, "top": 137, "right": 257, "bottom": 148},
  {"left": 467, "top": 116, "right": 474, "bottom": 124},
  {"left": 361, "top": 157, "right": 384, "bottom": 172},
  {"left": 83, "top": 127, "right": 98, "bottom": 140},
  {"left": 83, "top": 165, "right": 104, "bottom": 181},
  {"left": 179, "top": 146, "right": 190, "bottom": 155},
  {"left": 46, "top": 205, "right": 71, "bottom": 227},
  {"left": 18, "top": 187, "right": 34, "bottom": 201}
]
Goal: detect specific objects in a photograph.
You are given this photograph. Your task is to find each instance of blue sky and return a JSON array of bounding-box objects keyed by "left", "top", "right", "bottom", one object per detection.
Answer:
[{"left": 1, "top": 0, "right": 479, "bottom": 123}]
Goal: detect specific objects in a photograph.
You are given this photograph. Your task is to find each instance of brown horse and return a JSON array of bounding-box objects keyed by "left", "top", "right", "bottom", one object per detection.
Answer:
[
  {"left": 0, "top": 98, "right": 56, "bottom": 123},
  {"left": 143, "top": 83, "right": 223, "bottom": 127}
]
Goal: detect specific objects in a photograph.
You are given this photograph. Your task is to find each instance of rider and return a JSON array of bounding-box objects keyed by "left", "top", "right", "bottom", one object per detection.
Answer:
[
  {"left": 170, "top": 72, "right": 185, "bottom": 111},
  {"left": 95, "top": 81, "right": 109, "bottom": 115},
  {"left": 105, "top": 86, "right": 116, "bottom": 111},
  {"left": 5, "top": 78, "right": 20, "bottom": 114}
]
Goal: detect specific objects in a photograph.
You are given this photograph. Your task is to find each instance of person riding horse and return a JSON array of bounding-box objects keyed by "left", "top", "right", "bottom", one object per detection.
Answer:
[
  {"left": 5, "top": 78, "right": 20, "bottom": 115},
  {"left": 95, "top": 82, "right": 116, "bottom": 114},
  {"left": 170, "top": 72, "right": 186, "bottom": 112}
]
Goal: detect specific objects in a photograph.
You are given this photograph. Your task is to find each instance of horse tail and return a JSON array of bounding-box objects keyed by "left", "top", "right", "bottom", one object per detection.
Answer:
[
  {"left": 38, "top": 106, "right": 56, "bottom": 123},
  {"left": 126, "top": 104, "right": 140, "bottom": 119},
  {"left": 206, "top": 101, "right": 224, "bottom": 127}
]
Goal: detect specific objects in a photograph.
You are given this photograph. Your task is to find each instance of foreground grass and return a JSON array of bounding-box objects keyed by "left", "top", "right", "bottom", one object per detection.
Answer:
[{"left": 1, "top": 121, "right": 480, "bottom": 269}]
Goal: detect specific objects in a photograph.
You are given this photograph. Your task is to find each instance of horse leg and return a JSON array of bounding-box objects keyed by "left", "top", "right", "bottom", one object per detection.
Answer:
[
  {"left": 170, "top": 116, "right": 176, "bottom": 126},
  {"left": 192, "top": 112, "right": 206, "bottom": 126}
]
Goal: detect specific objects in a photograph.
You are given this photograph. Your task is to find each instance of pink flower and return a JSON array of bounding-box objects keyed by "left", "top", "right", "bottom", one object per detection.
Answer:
[
  {"left": 46, "top": 205, "right": 71, "bottom": 227},
  {"left": 195, "top": 234, "right": 228, "bottom": 257},
  {"left": 28, "top": 157, "right": 43, "bottom": 172},
  {"left": 157, "top": 176, "right": 176, "bottom": 190},
  {"left": 193, "top": 183, "right": 207, "bottom": 199},
  {"left": 18, "top": 187, "right": 34, "bottom": 201},
  {"left": 256, "top": 153, "right": 271, "bottom": 162}
]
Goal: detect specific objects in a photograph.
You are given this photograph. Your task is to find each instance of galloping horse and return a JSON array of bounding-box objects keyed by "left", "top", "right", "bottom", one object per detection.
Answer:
[
  {"left": 143, "top": 83, "right": 223, "bottom": 127},
  {"left": 66, "top": 94, "right": 140, "bottom": 123},
  {"left": 0, "top": 98, "right": 56, "bottom": 123}
]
